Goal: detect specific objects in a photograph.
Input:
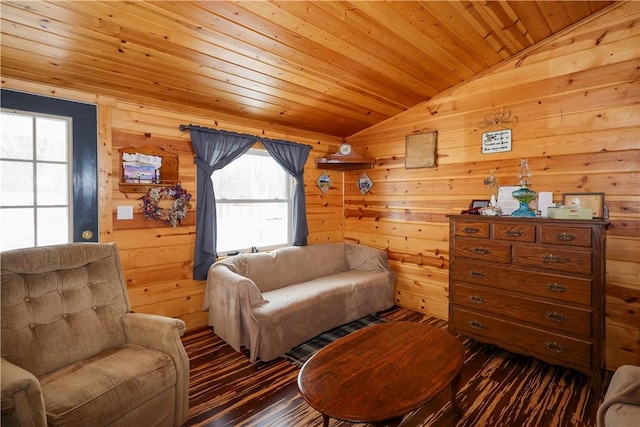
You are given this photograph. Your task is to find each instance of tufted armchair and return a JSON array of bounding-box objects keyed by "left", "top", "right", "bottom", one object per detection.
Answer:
[{"left": 1, "top": 243, "right": 189, "bottom": 427}]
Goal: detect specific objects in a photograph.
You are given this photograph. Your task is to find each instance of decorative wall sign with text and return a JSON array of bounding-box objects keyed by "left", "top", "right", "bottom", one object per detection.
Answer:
[{"left": 482, "top": 129, "right": 512, "bottom": 154}]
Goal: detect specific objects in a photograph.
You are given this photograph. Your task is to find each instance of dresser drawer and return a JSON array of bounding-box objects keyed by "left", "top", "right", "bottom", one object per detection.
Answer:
[
  {"left": 453, "top": 221, "right": 489, "bottom": 238},
  {"left": 514, "top": 245, "right": 592, "bottom": 274},
  {"left": 453, "top": 237, "right": 511, "bottom": 263},
  {"left": 493, "top": 223, "right": 536, "bottom": 242},
  {"left": 452, "top": 259, "right": 592, "bottom": 305},
  {"left": 452, "top": 283, "right": 592, "bottom": 337},
  {"left": 451, "top": 307, "right": 592, "bottom": 369},
  {"left": 540, "top": 226, "right": 591, "bottom": 247}
]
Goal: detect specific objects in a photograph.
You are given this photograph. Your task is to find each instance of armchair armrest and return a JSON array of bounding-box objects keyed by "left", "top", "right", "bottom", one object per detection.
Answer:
[
  {"left": 122, "top": 313, "right": 189, "bottom": 424},
  {"left": 1, "top": 358, "right": 47, "bottom": 427}
]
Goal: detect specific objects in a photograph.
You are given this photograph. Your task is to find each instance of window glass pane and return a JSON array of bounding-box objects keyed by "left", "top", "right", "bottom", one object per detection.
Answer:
[
  {"left": 213, "top": 150, "right": 292, "bottom": 253},
  {"left": 37, "top": 207, "right": 68, "bottom": 246},
  {"left": 1, "top": 113, "right": 33, "bottom": 159},
  {"left": 217, "top": 202, "right": 289, "bottom": 252},
  {"left": 36, "top": 163, "right": 67, "bottom": 205},
  {"left": 1, "top": 208, "right": 34, "bottom": 250},
  {"left": 36, "top": 117, "right": 67, "bottom": 161},
  {"left": 213, "top": 152, "right": 288, "bottom": 199},
  {"left": 1, "top": 109, "right": 71, "bottom": 250},
  {"left": 1, "top": 160, "right": 34, "bottom": 205}
]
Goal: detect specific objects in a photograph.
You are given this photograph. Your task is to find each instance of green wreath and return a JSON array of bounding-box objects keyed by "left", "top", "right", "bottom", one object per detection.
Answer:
[{"left": 141, "top": 185, "right": 192, "bottom": 228}]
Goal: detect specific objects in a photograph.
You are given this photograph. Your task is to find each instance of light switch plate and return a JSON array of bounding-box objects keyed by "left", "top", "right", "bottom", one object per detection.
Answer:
[{"left": 117, "top": 205, "right": 134, "bottom": 220}]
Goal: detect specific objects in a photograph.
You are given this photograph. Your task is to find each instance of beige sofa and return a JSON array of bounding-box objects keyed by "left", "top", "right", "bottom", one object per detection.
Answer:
[
  {"left": 204, "top": 242, "right": 395, "bottom": 363},
  {"left": 1, "top": 243, "right": 189, "bottom": 427},
  {"left": 597, "top": 364, "right": 640, "bottom": 427}
]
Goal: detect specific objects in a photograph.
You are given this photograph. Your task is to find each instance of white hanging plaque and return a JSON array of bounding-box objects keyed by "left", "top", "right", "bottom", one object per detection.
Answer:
[{"left": 482, "top": 129, "right": 512, "bottom": 154}]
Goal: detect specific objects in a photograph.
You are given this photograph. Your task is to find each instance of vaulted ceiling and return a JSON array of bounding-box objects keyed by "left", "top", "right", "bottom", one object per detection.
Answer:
[{"left": 1, "top": 1, "right": 614, "bottom": 137}]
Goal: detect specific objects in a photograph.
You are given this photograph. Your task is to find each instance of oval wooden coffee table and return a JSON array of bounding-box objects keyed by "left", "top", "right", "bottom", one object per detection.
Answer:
[{"left": 297, "top": 321, "right": 465, "bottom": 427}]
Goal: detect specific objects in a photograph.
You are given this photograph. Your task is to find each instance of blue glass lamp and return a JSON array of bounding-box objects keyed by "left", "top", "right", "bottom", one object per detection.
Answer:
[{"left": 511, "top": 159, "right": 537, "bottom": 217}]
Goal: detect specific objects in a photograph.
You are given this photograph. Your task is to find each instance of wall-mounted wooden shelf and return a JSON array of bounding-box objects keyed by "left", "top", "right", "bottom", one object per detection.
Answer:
[
  {"left": 315, "top": 156, "right": 374, "bottom": 171},
  {"left": 118, "top": 146, "right": 179, "bottom": 193}
]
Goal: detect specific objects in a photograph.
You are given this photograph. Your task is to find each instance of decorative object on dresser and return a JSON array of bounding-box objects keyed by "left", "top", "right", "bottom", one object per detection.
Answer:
[
  {"left": 511, "top": 159, "right": 537, "bottom": 217},
  {"left": 562, "top": 192, "right": 606, "bottom": 219},
  {"left": 482, "top": 170, "right": 501, "bottom": 216},
  {"left": 448, "top": 215, "right": 608, "bottom": 396}
]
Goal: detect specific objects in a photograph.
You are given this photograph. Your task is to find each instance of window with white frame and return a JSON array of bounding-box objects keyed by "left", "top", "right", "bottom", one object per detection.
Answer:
[
  {"left": 1, "top": 110, "right": 72, "bottom": 251},
  {"left": 212, "top": 149, "right": 292, "bottom": 253}
]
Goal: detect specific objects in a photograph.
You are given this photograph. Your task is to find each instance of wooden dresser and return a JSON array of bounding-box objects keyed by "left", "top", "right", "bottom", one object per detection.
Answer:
[{"left": 448, "top": 215, "right": 607, "bottom": 395}]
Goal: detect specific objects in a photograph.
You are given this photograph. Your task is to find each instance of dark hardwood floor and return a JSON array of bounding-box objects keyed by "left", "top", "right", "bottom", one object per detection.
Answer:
[{"left": 182, "top": 306, "right": 605, "bottom": 426}]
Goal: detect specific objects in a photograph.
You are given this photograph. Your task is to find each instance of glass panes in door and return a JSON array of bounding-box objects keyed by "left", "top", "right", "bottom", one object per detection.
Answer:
[{"left": 1, "top": 111, "right": 72, "bottom": 250}]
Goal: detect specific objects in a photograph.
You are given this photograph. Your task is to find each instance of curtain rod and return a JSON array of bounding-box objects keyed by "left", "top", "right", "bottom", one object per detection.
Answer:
[{"left": 178, "top": 123, "right": 313, "bottom": 149}]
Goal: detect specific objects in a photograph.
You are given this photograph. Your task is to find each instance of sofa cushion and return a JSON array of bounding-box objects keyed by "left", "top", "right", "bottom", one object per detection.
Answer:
[
  {"left": 250, "top": 269, "right": 394, "bottom": 361},
  {"left": 242, "top": 243, "right": 350, "bottom": 292},
  {"left": 39, "top": 344, "right": 176, "bottom": 426}
]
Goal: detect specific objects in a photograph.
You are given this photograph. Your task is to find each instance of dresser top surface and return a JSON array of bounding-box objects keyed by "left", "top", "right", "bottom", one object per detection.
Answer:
[{"left": 447, "top": 215, "right": 609, "bottom": 227}]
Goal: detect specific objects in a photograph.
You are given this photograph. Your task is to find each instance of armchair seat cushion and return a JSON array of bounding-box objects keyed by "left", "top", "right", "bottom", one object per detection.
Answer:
[{"left": 40, "top": 344, "right": 176, "bottom": 426}]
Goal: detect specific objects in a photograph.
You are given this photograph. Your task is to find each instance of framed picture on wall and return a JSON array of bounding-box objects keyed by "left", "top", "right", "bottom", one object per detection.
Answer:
[
  {"left": 562, "top": 192, "right": 605, "bottom": 218},
  {"left": 405, "top": 131, "right": 437, "bottom": 168}
]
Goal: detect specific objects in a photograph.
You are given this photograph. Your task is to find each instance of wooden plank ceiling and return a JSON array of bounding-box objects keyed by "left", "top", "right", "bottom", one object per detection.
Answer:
[{"left": 1, "top": 1, "right": 614, "bottom": 137}]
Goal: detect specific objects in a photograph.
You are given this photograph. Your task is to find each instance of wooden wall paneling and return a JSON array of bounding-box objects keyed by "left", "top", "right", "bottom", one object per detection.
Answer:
[
  {"left": 606, "top": 323, "right": 640, "bottom": 366},
  {"left": 108, "top": 107, "right": 342, "bottom": 330},
  {"left": 345, "top": 4, "right": 640, "bottom": 370}
]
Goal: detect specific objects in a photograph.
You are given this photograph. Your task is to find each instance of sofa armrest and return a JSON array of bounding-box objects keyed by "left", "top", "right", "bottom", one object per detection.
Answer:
[
  {"left": 122, "top": 313, "right": 189, "bottom": 425},
  {"left": 1, "top": 358, "right": 47, "bottom": 427},
  {"left": 345, "top": 243, "right": 394, "bottom": 275},
  {"left": 206, "top": 265, "right": 266, "bottom": 353}
]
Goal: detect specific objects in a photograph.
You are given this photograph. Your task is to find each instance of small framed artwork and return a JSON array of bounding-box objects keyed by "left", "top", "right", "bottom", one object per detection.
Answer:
[
  {"left": 357, "top": 172, "right": 373, "bottom": 195},
  {"left": 562, "top": 192, "right": 605, "bottom": 218},
  {"left": 405, "top": 131, "right": 437, "bottom": 168},
  {"left": 316, "top": 172, "right": 332, "bottom": 194}
]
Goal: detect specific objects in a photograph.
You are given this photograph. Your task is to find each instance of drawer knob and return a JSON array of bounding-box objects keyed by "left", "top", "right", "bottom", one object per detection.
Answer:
[
  {"left": 545, "top": 342, "right": 566, "bottom": 353},
  {"left": 463, "top": 226, "right": 479, "bottom": 234},
  {"left": 469, "top": 295, "right": 485, "bottom": 304},
  {"left": 468, "top": 320, "right": 485, "bottom": 330},
  {"left": 542, "top": 254, "right": 562, "bottom": 264},
  {"left": 505, "top": 230, "right": 522, "bottom": 238},
  {"left": 545, "top": 312, "right": 567, "bottom": 323},
  {"left": 545, "top": 283, "right": 567, "bottom": 293},
  {"left": 472, "top": 247, "right": 489, "bottom": 255},
  {"left": 555, "top": 232, "right": 576, "bottom": 242},
  {"left": 469, "top": 270, "right": 485, "bottom": 279}
]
